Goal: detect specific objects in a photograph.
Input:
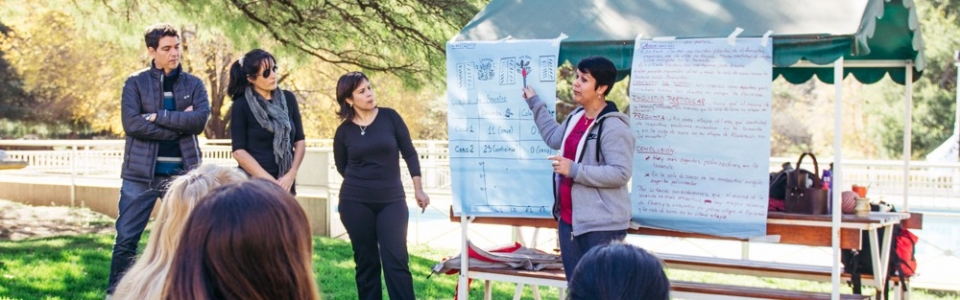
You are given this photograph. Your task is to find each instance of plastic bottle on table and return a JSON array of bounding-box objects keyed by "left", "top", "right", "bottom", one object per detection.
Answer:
[
  {"left": 822, "top": 163, "right": 833, "bottom": 214},
  {"left": 823, "top": 163, "right": 833, "bottom": 190}
]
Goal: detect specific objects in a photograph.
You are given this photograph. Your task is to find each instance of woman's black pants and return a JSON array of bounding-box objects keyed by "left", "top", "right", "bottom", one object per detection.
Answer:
[{"left": 339, "top": 200, "right": 414, "bottom": 300}]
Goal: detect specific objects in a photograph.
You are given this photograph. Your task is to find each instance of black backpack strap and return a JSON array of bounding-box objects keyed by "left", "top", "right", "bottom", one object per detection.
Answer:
[
  {"left": 850, "top": 250, "right": 862, "bottom": 294},
  {"left": 594, "top": 118, "right": 604, "bottom": 163},
  {"left": 883, "top": 273, "right": 891, "bottom": 300},
  {"left": 899, "top": 272, "right": 907, "bottom": 292}
]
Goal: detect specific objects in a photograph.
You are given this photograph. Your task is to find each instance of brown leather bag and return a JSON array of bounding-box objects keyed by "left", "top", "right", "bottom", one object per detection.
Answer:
[{"left": 785, "top": 152, "right": 828, "bottom": 214}]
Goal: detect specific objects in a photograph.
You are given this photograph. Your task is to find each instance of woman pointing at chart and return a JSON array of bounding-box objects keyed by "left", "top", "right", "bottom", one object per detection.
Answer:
[{"left": 521, "top": 56, "right": 635, "bottom": 283}]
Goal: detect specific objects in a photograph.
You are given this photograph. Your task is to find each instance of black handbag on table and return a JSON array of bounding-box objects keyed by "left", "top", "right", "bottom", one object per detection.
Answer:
[{"left": 785, "top": 152, "right": 828, "bottom": 215}]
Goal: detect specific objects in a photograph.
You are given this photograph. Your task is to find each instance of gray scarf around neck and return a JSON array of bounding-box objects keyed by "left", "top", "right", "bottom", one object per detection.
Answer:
[{"left": 244, "top": 87, "right": 293, "bottom": 176}]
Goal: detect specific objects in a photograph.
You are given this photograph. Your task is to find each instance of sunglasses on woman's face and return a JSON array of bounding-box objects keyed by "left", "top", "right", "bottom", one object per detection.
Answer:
[{"left": 260, "top": 65, "right": 279, "bottom": 78}]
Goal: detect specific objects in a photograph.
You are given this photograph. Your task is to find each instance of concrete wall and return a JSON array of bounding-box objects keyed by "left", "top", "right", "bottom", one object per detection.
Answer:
[
  {"left": 0, "top": 181, "right": 330, "bottom": 236},
  {"left": 296, "top": 195, "right": 329, "bottom": 237},
  {"left": 77, "top": 185, "right": 125, "bottom": 218},
  {"left": 293, "top": 149, "right": 332, "bottom": 236},
  {"left": 0, "top": 182, "right": 73, "bottom": 207}
]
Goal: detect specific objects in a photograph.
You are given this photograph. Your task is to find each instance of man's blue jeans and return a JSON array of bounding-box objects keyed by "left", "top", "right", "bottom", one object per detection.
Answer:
[
  {"left": 106, "top": 176, "right": 169, "bottom": 294},
  {"left": 557, "top": 220, "right": 627, "bottom": 284}
]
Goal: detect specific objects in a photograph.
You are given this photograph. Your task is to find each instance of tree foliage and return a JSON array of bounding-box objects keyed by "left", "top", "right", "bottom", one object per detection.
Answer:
[
  {"left": 865, "top": 0, "right": 960, "bottom": 159},
  {"left": 0, "top": 21, "right": 32, "bottom": 121},
  {"left": 179, "top": 30, "right": 238, "bottom": 139},
  {"left": 186, "top": 0, "right": 483, "bottom": 139},
  {"left": 0, "top": 0, "right": 482, "bottom": 139},
  {"left": 0, "top": 8, "right": 140, "bottom": 135},
  {"left": 766, "top": 0, "right": 960, "bottom": 160},
  {"left": 280, "top": 61, "right": 448, "bottom": 140},
  {"left": 118, "top": 0, "right": 484, "bottom": 87}
]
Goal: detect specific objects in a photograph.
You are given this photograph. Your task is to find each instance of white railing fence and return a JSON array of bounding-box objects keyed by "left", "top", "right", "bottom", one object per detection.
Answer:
[
  {"left": 3, "top": 140, "right": 958, "bottom": 210},
  {"left": 767, "top": 157, "right": 960, "bottom": 211}
]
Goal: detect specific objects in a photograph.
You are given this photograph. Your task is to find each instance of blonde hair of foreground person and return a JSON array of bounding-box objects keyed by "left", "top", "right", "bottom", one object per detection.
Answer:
[
  {"left": 112, "top": 164, "right": 248, "bottom": 300},
  {"left": 162, "top": 179, "right": 320, "bottom": 300}
]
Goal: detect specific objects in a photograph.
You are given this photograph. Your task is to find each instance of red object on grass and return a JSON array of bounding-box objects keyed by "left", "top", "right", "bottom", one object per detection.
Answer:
[{"left": 450, "top": 242, "right": 523, "bottom": 299}]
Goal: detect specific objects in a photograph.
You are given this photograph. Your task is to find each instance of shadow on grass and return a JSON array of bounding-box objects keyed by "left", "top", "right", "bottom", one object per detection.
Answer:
[
  {"left": 315, "top": 238, "right": 563, "bottom": 300},
  {"left": 0, "top": 234, "right": 114, "bottom": 300},
  {"left": 0, "top": 234, "right": 564, "bottom": 300}
]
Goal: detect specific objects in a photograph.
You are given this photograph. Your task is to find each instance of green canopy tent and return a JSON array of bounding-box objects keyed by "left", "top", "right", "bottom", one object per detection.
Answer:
[
  {"left": 451, "top": 0, "right": 924, "bottom": 298},
  {"left": 454, "top": 0, "right": 924, "bottom": 84}
]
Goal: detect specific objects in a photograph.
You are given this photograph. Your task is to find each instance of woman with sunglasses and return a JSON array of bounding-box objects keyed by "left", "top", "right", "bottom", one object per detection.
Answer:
[{"left": 228, "top": 49, "right": 306, "bottom": 194}]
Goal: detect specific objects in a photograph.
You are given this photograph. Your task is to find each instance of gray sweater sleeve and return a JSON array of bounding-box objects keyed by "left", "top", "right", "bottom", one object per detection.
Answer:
[{"left": 525, "top": 95, "right": 565, "bottom": 150}]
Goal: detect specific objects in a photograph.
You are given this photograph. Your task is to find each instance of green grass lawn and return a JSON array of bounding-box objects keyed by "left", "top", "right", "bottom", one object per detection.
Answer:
[
  {"left": 1, "top": 233, "right": 958, "bottom": 299},
  {"left": 0, "top": 233, "right": 559, "bottom": 300}
]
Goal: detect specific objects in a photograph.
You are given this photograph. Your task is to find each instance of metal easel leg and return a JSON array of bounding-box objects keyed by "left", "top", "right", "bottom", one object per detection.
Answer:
[
  {"left": 483, "top": 280, "right": 492, "bottom": 300},
  {"left": 458, "top": 215, "right": 475, "bottom": 299},
  {"left": 513, "top": 283, "right": 524, "bottom": 300}
]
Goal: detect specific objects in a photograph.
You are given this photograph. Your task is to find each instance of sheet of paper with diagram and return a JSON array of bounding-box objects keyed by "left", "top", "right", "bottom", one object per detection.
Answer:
[
  {"left": 446, "top": 38, "right": 561, "bottom": 217},
  {"left": 630, "top": 37, "right": 773, "bottom": 239}
]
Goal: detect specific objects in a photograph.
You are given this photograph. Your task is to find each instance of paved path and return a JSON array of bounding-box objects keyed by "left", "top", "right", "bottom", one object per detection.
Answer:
[{"left": 0, "top": 199, "right": 114, "bottom": 241}]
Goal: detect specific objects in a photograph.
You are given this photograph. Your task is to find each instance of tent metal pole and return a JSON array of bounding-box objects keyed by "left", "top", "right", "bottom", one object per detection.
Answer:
[
  {"left": 904, "top": 63, "right": 914, "bottom": 211},
  {"left": 954, "top": 62, "right": 960, "bottom": 137},
  {"left": 831, "top": 57, "right": 844, "bottom": 300}
]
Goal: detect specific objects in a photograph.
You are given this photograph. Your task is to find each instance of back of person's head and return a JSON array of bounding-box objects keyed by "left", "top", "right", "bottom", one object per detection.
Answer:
[
  {"left": 143, "top": 23, "right": 179, "bottom": 50},
  {"left": 577, "top": 56, "right": 618, "bottom": 96},
  {"left": 334, "top": 71, "right": 370, "bottom": 122},
  {"left": 113, "top": 164, "right": 247, "bottom": 300},
  {"left": 162, "top": 179, "right": 319, "bottom": 300},
  {"left": 227, "top": 49, "right": 277, "bottom": 97},
  {"left": 568, "top": 242, "right": 670, "bottom": 300},
  {"left": 151, "top": 164, "right": 249, "bottom": 261}
]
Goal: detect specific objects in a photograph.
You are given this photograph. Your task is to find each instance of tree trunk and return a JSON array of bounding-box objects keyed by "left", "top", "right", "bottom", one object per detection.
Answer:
[{"left": 200, "top": 37, "right": 233, "bottom": 139}]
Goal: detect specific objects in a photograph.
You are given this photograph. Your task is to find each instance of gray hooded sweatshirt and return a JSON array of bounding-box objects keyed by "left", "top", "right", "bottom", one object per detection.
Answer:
[{"left": 526, "top": 95, "right": 635, "bottom": 236}]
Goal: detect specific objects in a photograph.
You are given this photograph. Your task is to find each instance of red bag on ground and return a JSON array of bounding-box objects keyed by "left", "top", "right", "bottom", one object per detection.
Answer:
[
  {"left": 894, "top": 227, "right": 918, "bottom": 278},
  {"left": 843, "top": 219, "right": 919, "bottom": 296}
]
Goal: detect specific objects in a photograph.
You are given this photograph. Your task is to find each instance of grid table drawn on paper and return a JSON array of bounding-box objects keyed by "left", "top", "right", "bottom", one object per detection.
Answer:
[{"left": 446, "top": 38, "right": 560, "bottom": 217}]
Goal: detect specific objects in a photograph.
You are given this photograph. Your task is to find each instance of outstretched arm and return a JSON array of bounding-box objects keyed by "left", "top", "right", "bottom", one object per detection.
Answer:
[{"left": 523, "top": 87, "right": 565, "bottom": 149}]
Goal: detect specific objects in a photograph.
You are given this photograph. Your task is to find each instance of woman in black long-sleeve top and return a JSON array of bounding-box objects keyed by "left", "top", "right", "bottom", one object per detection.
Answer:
[
  {"left": 228, "top": 49, "right": 306, "bottom": 194},
  {"left": 333, "top": 71, "right": 430, "bottom": 300}
]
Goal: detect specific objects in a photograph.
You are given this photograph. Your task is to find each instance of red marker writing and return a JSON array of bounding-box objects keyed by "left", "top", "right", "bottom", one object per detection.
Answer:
[{"left": 521, "top": 62, "right": 528, "bottom": 87}]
